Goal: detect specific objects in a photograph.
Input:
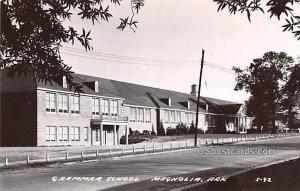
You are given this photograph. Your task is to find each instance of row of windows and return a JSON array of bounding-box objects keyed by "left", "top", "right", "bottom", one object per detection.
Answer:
[
  {"left": 129, "top": 107, "right": 151, "bottom": 123},
  {"left": 46, "top": 92, "right": 80, "bottom": 114},
  {"left": 162, "top": 110, "right": 196, "bottom": 124},
  {"left": 46, "top": 126, "right": 88, "bottom": 142},
  {"left": 92, "top": 98, "right": 118, "bottom": 116},
  {"left": 46, "top": 92, "right": 118, "bottom": 116}
]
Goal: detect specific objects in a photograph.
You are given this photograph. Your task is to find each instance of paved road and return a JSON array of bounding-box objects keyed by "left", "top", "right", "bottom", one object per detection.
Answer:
[{"left": 1, "top": 136, "right": 300, "bottom": 191}]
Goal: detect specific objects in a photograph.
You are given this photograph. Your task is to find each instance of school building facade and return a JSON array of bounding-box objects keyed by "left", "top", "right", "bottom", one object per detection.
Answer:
[{"left": 0, "top": 70, "right": 253, "bottom": 146}]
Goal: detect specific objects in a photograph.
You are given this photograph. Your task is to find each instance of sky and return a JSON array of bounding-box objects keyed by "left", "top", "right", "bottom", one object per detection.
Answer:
[{"left": 60, "top": 0, "right": 300, "bottom": 103}]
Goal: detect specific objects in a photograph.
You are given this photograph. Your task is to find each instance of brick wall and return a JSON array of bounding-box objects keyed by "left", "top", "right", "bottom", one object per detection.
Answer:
[{"left": 37, "top": 90, "right": 92, "bottom": 146}]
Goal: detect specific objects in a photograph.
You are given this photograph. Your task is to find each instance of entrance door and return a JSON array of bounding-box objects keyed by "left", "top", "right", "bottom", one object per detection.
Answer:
[{"left": 95, "top": 129, "right": 101, "bottom": 145}]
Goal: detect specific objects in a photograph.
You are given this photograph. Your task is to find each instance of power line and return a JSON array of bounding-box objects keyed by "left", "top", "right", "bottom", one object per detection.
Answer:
[
  {"left": 60, "top": 47, "right": 236, "bottom": 74},
  {"left": 62, "top": 46, "right": 200, "bottom": 63},
  {"left": 61, "top": 51, "right": 199, "bottom": 67}
]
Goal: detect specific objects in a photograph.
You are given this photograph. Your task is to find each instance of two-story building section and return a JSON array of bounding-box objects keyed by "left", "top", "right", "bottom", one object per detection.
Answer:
[{"left": 0, "top": 69, "right": 253, "bottom": 146}]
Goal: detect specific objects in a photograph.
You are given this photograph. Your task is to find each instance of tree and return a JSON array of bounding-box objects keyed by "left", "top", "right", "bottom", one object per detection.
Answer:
[
  {"left": 281, "top": 60, "right": 300, "bottom": 129},
  {"left": 214, "top": 0, "right": 300, "bottom": 40},
  {"left": 233, "top": 51, "right": 294, "bottom": 132},
  {"left": 0, "top": 0, "right": 144, "bottom": 92}
]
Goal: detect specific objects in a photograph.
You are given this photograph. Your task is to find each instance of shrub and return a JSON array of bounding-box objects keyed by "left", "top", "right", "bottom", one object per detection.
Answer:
[
  {"left": 188, "top": 122, "right": 197, "bottom": 134},
  {"left": 142, "top": 130, "right": 150, "bottom": 135},
  {"left": 157, "top": 121, "right": 165, "bottom": 136},
  {"left": 151, "top": 130, "right": 156, "bottom": 135},
  {"left": 176, "top": 123, "right": 189, "bottom": 135},
  {"left": 132, "top": 130, "right": 140, "bottom": 136},
  {"left": 151, "top": 125, "right": 156, "bottom": 135},
  {"left": 129, "top": 128, "right": 133, "bottom": 135},
  {"left": 166, "top": 127, "right": 177, "bottom": 136}
]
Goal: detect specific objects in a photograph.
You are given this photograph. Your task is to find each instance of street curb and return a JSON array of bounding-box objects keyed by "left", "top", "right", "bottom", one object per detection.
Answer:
[{"left": 168, "top": 155, "right": 300, "bottom": 191}]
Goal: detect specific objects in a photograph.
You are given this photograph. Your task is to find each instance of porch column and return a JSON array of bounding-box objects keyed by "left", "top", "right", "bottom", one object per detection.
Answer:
[
  {"left": 125, "top": 125, "right": 129, "bottom": 145},
  {"left": 113, "top": 125, "right": 117, "bottom": 145},
  {"left": 235, "top": 117, "right": 238, "bottom": 132},
  {"left": 100, "top": 124, "right": 103, "bottom": 145}
]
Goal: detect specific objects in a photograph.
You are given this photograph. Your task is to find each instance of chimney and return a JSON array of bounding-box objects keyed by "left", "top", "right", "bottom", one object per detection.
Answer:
[
  {"left": 95, "top": 81, "right": 99, "bottom": 93},
  {"left": 62, "top": 76, "right": 67, "bottom": 88},
  {"left": 191, "top": 84, "right": 197, "bottom": 97}
]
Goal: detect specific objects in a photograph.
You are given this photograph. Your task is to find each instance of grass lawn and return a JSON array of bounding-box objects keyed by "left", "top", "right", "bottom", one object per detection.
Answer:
[
  {"left": 0, "top": 133, "right": 289, "bottom": 163},
  {"left": 186, "top": 157, "right": 300, "bottom": 191}
]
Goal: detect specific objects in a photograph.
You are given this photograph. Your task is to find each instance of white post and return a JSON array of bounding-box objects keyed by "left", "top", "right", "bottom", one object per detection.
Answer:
[
  {"left": 144, "top": 145, "right": 146, "bottom": 152},
  {"left": 81, "top": 151, "right": 84, "bottom": 158},
  {"left": 109, "top": 149, "right": 112, "bottom": 155},
  {"left": 66, "top": 152, "right": 69, "bottom": 159},
  {"left": 46, "top": 154, "right": 49, "bottom": 162},
  {"left": 186, "top": 141, "right": 188, "bottom": 147},
  {"left": 170, "top": 142, "right": 173, "bottom": 148},
  {"left": 153, "top": 144, "right": 155, "bottom": 150},
  {"left": 162, "top": 143, "right": 164, "bottom": 150},
  {"left": 125, "top": 125, "right": 129, "bottom": 145},
  {"left": 122, "top": 147, "right": 124, "bottom": 154},
  {"left": 96, "top": 150, "right": 99, "bottom": 157},
  {"left": 26, "top": 156, "right": 30, "bottom": 164},
  {"left": 5, "top": 158, "right": 8, "bottom": 166},
  {"left": 113, "top": 125, "right": 117, "bottom": 145}
]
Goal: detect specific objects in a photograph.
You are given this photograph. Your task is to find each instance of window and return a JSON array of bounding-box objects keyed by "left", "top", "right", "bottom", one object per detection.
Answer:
[
  {"left": 165, "top": 110, "right": 170, "bottom": 123},
  {"left": 137, "top": 108, "right": 144, "bottom": 122},
  {"left": 84, "top": 127, "right": 88, "bottom": 141},
  {"left": 58, "top": 94, "right": 68, "bottom": 113},
  {"left": 130, "top": 107, "right": 136, "bottom": 122},
  {"left": 46, "top": 126, "right": 57, "bottom": 142},
  {"left": 92, "top": 98, "right": 100, "bottom": 115},
  {"left": 185, "top": 112, "right": 189, "bottom": 123},
  {"left": 70, "top": 127, "right": 80, "bottom": 141},
  {"left": 176, "top": 111, "right": 181, "bottom": 123},
  {"left": 110, "top": 100, "right": 118, "bottom": 116},
  {"left": 46, "top": 92, "right": 56, "bottom": 112},
  {"left": 58, "top": 126, "right": 68, "bottom": 142},
  {"left": 101, "top": 99, "right": 109, "bottom": 115},
  {"left": 170, "top": 111, "right": 175, "bottom": 123},
  {"left": 70, "top": 95, "right": 80, "bottom": 114},
  {"left": 145, "top": 109, "right": 151, "bottom": 123}
]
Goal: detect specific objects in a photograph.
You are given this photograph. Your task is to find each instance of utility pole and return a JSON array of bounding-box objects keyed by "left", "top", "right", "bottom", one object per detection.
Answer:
[{"left": 194, "top": 49, "right": 205, "bottom": 146}]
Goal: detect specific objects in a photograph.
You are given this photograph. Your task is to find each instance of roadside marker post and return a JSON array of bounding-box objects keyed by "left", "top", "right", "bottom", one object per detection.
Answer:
[
  {"left": 66, "top": 152, "right": 69, "bottom": 159},
  {"left": 186, "top": 142, "right": 188, "bottom": 147},
  {"left": 122, "top": 147, "right": 124, "bottom": 154},
  {"left": 133, "top": 146, "right": 135, "bottom": 153},
  {"left": 96, "top": 150, "right": 99, "bottom": 157},
  {"left": 5, "top": 158, "right": 8, "bottom": 166},
  {"left": 46, "top": 154, "right": 49, "bottom": 162},
  {"left": 81, "top": 151, "right": 84, "bottom": 159},
  {"left": 153, "top": 144, "right": 155, "bottom": 150},
  {"left": 144, "top": 145, "right": 146, "bottom": 152},
  {"left": 26, "top": 156, "right": 30, "bottom": 164},
  {"left": 109, "top": 149, "right": 112, "bottom": 155},
  {"left": 170, "top": 143, "right": 173, "bottom": 148}
]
